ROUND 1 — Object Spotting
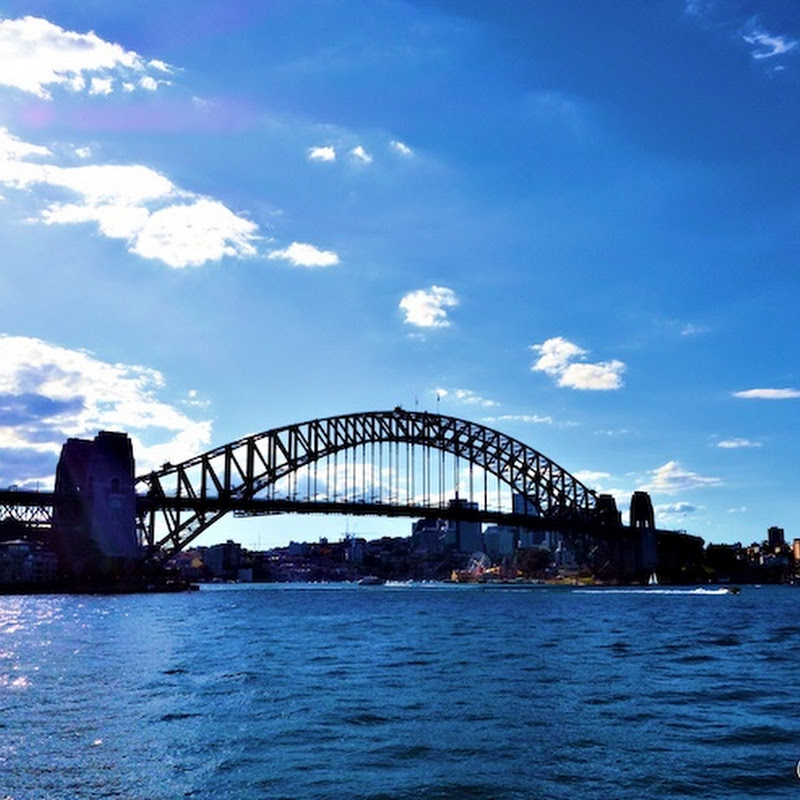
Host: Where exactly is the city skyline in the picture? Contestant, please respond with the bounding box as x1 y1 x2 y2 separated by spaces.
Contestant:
0 1 798 548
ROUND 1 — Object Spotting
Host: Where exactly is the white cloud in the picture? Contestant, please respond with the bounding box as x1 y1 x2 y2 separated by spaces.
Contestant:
308 146 336 162
742 27 798 59
138 75 162 91
268 241 340 268
485 414 555 425
0 127 259 268
558 360 626 391
89 77 114 96
434 388 498 408
531 337 586 375
0 128 51 161
574 470 612 485
0 15 172 99
733 388 800 399
148 59 171 73
530 336 625 390
655 501 700 517
643 461 720 494
680 323 708 336
684 0 713 16
716 437 761 449
727 506 747 514
0 335 212 484
390 140 413 157
130 199 259 268
350 146 373 164
399 286 458 328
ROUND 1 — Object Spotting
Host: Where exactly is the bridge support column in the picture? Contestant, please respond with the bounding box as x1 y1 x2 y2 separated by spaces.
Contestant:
53 431 138 578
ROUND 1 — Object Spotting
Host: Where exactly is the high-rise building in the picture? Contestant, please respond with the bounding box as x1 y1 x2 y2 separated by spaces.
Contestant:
445 498 482 553
483 525 516 557
768 526 785 549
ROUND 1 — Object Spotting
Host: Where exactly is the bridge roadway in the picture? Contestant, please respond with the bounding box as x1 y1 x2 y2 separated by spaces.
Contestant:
0 490 599 537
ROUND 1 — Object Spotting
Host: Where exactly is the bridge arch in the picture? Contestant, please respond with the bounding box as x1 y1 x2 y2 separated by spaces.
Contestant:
135 408 599 558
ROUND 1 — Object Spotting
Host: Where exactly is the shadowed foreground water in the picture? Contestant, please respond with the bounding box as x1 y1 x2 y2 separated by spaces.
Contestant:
1 583 798 799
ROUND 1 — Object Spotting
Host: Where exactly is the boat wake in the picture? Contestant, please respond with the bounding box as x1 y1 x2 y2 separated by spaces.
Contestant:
577 587 735 596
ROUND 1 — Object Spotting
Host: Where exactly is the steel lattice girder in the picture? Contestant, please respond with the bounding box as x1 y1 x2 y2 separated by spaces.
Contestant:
135 409 599 557
0 490 55 528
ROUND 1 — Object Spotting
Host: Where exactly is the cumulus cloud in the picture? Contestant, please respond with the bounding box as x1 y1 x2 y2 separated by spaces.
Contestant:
716 437 761 449
0 127 258 268
129 199 259 268
530 336 625 390
0 335 212 485
350 146 373 164
0 15 172 99
308 146 336 162
643 461 720 494
742 26 798 59
434 388 498 408
399 286 458 328
733 388 800 399
268 241 340 268
390 140 413 157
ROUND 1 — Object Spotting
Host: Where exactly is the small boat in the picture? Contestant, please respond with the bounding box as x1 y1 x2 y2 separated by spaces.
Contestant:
648 572 658 586
357 575 385 586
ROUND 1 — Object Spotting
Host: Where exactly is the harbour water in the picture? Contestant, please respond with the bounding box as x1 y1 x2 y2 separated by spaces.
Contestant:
1 583 798 799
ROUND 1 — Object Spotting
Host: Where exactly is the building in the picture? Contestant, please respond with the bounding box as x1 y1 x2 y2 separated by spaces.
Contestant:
768 526 785 549
205 540 243 580
411 517 445 553
483 525 516 558
0 540 59 585
444 498 482 553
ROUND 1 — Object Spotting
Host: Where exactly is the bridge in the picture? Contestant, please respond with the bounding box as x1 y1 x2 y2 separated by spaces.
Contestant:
0 409 699 580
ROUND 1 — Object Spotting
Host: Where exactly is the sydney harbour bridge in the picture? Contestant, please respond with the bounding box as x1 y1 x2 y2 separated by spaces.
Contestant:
0 408 701 581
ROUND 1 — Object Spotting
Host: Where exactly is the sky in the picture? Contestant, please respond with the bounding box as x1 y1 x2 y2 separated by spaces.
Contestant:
0 0 798 549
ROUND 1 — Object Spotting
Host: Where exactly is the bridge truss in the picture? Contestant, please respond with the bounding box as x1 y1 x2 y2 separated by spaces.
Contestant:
0 489 55 532
135 408 606 560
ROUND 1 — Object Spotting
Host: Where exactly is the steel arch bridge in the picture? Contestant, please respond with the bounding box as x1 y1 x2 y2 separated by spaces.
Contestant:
136 408 608 560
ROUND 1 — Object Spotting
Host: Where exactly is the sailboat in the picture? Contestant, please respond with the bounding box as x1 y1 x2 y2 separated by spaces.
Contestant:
648 571 658 586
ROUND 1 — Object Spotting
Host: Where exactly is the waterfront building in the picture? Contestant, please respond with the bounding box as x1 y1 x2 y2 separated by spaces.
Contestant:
483 525 516 558
0 540 59 584
411 517 446 553
205 540 243 580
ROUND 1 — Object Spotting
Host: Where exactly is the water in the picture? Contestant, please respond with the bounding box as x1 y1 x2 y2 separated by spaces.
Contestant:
1 583 798 799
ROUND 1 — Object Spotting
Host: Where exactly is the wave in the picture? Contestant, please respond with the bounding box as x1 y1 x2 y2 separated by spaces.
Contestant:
577 587 734 596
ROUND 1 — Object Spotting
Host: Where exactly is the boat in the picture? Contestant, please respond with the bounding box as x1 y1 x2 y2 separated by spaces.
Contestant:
357 575 385 586
648 572 658 586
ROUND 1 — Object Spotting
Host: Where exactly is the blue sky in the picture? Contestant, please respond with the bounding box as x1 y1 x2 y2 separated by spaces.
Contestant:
0 0 798 549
